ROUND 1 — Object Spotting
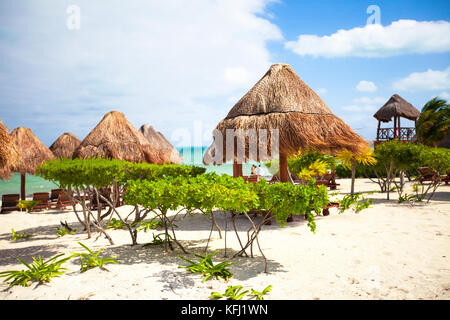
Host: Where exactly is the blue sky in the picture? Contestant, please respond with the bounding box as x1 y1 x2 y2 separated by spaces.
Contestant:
0 0 449 147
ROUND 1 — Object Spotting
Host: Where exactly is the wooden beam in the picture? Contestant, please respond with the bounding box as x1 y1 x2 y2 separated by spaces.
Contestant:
279 152 288 183
376 120 381 140
20 173 26 200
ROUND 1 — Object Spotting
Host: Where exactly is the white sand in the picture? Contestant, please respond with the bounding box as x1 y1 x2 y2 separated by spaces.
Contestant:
0 178 449 300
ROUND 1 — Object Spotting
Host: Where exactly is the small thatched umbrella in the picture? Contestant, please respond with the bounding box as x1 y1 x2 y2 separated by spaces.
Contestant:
9 127 55 200
49 132 81 158
139 124 183 164
0 121 20 179
73 111 169 164
374 94 420 141
203 63 368 182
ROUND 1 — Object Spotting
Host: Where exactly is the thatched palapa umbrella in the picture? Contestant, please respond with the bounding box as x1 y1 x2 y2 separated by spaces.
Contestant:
49 132 81 158
9 127 55 200
73 111 169 164
0 121 20 180
139 124 183 164
203 63 368 182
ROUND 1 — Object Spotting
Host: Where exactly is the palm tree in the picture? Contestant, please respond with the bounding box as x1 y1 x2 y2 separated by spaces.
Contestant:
416 97 450 147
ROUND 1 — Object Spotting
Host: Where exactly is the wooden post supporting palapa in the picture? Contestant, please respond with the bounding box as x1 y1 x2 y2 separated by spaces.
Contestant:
393 116 397 139
279 152 288 183
20 173 26 200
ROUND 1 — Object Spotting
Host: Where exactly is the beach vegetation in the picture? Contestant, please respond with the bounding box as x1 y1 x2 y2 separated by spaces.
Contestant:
416 97 450 147
36 158 206 246
249 285 273 300
336 147 377 198
17 200 41 213
10 228 34 241
210 285 248 300
210 284 272 300
71 242 118 272
178 250 234 283
56 225 76 237
0 254 71 287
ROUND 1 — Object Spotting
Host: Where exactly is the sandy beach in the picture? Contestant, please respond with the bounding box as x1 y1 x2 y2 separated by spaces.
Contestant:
0 178 449 300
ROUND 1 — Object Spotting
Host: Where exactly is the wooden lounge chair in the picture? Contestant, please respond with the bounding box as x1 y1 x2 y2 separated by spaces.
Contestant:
417 167 440 184
440 170 450 185
90 187 112 210
268 175 280 184
50 189 64 202
1 194 20 213
32 192 50 211
246 175 260 184
315 173 340 190
56 191 74 210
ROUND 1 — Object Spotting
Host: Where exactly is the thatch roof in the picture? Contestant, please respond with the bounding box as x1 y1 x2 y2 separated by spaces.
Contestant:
203 63 368 164
373 94 420 122
0 121 20 179
72 111 169 164
49 132 81 158
8 127 55 175
139 124 183 164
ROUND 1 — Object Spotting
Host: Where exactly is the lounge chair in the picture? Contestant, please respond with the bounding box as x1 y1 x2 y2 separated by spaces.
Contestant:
417 167 440 184
246 175 260 184
32 192 50 211
315 173 340 190
55 191 74 210
268 175 280 184
1 194 20 213
50 189 64 202
90 187 112 210
440 170 450 185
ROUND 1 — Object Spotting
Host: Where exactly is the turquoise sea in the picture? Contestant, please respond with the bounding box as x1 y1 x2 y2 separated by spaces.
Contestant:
0 147 269 198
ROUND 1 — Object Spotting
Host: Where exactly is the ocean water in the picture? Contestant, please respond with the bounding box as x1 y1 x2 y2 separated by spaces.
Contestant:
0 147 270 198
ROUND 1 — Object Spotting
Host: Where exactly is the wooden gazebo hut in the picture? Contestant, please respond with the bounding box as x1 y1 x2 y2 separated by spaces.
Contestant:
49 132 81 158
373 94 420 147
203 63 368 183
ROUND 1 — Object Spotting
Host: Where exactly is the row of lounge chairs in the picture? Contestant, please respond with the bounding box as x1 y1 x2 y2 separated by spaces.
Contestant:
0 189 74 214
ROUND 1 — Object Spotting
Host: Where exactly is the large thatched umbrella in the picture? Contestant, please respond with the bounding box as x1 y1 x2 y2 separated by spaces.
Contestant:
49 132 81 158
9 127 55 200
0 121 20 180
73 111 169 164
374 94 420 142
203 63 368 182
139 124 183 164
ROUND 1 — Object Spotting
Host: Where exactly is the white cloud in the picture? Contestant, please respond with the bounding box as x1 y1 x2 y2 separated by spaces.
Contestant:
342 105 377 112
353 96 385 105
285 19 450 58
393 67 450 92
356 81 377 92
433 91 450 100
0 0 283 146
